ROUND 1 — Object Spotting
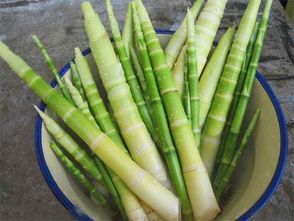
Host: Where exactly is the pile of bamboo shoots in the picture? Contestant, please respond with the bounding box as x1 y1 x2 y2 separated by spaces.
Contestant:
0 0 273 220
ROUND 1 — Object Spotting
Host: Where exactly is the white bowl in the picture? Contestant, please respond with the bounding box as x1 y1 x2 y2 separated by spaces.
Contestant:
35 31 288 221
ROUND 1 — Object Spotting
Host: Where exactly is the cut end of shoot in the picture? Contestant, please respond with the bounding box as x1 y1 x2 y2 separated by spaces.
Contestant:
105 0 122 39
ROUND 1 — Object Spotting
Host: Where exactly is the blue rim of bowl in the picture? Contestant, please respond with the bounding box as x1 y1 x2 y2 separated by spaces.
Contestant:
34 29 288 221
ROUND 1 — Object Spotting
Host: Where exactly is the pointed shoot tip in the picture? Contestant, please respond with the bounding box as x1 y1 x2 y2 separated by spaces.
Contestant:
33 104 43 116
81 1 94 15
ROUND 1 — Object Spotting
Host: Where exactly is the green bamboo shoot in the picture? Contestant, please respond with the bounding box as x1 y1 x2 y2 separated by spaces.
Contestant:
219 22 259 154
49 141 106 205
63 75 97 126
200 0 262 177
135 1 220 220
215 109 261 199
34 106 104 184
186 9 200 146
129 44 148 100
70 61 85 100
214 22 259 175
198 27 235 129
132 4 193 220
31 35 73 104
173 46 186 97
183 51 191 121
122 3 134 56
228 22 260 125
214 0 272 186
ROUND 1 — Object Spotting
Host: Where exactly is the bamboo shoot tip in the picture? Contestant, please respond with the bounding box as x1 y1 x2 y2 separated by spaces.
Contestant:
134 0 142 6
31 34 38 40
33 104 42 115
63 75 71 83
131 1 135 8
74 47 82 56
81 1 93 14
0 41 8 52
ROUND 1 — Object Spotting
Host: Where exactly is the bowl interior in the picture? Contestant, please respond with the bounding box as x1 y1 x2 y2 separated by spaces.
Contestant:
37 33 284 221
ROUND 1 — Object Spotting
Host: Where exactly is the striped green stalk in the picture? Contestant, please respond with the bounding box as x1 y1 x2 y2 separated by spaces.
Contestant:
198 27 235 129
186 9 200 146
106 102 121 133
63 75 97 126
70 61 85 100
132 4 193 220
66 66 147 221
129 44 148 99
173 0 228 83
105 0 156 141
199 0 262 177
31 35 73 104
172 45 186 97
219 22 260 149
49 141 106 205
34 106 104 184
215 109 261 199
129 41 161 152
35 103 127 220
164 0 204 69
230 22 260 118
74 48 126 150
0 40 179 221
38 101 125 219
82 2 170 189
122 3 134 56
214 23 259 176
183 52 191 121
135 1 220 220
214 0 272 187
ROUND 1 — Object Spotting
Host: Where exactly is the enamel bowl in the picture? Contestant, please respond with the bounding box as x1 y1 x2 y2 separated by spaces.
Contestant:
35 31 288 221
